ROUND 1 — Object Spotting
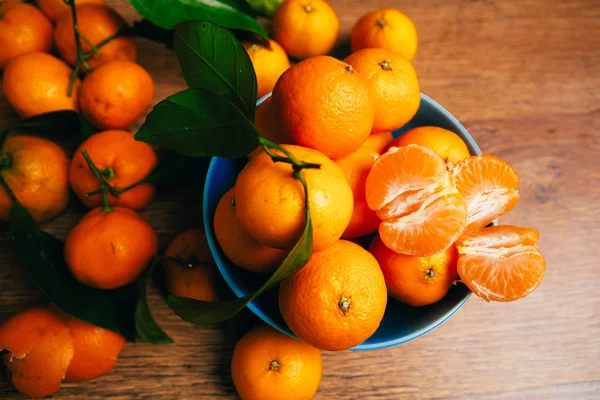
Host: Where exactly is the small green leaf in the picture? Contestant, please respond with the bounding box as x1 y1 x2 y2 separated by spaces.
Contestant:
246 0 283 17
135 88 258 158
126 0 267 39
146 151 209 186
168 211 313 325
135 259 173 344
174 21 257 119
10 204 131 336
0 111 80 141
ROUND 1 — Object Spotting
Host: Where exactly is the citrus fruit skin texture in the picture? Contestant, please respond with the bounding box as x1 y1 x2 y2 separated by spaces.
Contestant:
272 56 375 159
351 7 418 60
451 154 520 233
62 315 125 382
2 52 80 118
0 135 70 223
344 48 420 133
456 225 546 302
54 4 136 70
231 325 322 400
70 130 157 210
279 240 387 351
273 0 340 60
37 0 105 22
370 235 458 306
0 2 54 70
235 144 353 251
214 189 287 273
390 126 470 164
0 307 74 398
65 207 158 290
335 146 381 239
248 97 292 159
366 144 467 256
80 60 155 129
362 131 394 154
243 40 291 99
164 229 220 302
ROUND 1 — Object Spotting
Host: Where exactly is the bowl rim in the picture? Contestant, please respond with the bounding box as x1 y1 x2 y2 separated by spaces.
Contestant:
203 92 482 350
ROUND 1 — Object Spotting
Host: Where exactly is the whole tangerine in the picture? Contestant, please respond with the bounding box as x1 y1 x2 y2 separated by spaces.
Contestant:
231 324 322 400
0 135 70 223
2 52 80 118
362 131 394 154
164 229 220 302
69 130 157 210
273 0 340 60
0 1 53 70
351 8 418 60
390 126 470 164
272 56 375 159
345 48 420 133
248 97 292 159
243 40 291 99
235 144 353 251
54 4 136 71
79 60 155 129
279 240 387 351
64 207 158 290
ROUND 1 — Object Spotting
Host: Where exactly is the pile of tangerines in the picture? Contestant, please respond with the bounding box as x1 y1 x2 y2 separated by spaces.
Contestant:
0 0 546 399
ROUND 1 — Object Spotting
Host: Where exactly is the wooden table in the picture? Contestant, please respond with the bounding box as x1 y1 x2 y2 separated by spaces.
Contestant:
1 0 599 398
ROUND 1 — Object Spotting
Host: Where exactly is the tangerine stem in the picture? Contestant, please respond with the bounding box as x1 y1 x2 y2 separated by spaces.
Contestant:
81 150 116 212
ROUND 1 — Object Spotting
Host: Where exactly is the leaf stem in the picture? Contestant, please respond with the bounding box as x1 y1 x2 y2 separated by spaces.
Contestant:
0 173 17 203
81 150 114 212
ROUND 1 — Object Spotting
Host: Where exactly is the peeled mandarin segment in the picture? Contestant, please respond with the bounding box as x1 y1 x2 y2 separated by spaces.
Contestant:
456 226 546 302
451 154 520 232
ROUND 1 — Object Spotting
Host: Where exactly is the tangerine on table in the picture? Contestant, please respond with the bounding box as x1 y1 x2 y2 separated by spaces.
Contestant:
0 307 74 398
450 154 520 233
235 144 353 251
362 131 394 154
80 60 155 130
370 235 459 306
248 97 292 159
335 146 381 239
0 135 70 223
243 40 291 99
164 229 220 302
390 126 470 163
456 225 546 302
344 47 420 133
37 0 105 22
65 207 158 289
273 0 340 60
54 4 136 71
0 1 53 70
272 56 375 159
366 144 467 256
351 7 418 60
2 52 80 118
279 240 387 351
231 324 322 400
214 189 287 273
70 129 158 210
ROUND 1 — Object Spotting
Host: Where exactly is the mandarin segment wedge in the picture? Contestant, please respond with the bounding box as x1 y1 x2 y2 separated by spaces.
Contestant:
456 225 546 302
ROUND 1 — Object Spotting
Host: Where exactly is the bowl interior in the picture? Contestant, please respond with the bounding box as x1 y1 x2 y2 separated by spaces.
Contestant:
203 94 481 350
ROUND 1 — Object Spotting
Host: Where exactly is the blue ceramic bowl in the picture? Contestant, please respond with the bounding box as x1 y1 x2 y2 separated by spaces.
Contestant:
203 93 482 350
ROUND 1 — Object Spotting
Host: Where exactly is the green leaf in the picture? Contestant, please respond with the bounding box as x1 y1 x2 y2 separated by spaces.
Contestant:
135 88 258 158
126 0 267 39
174 21 257 119
10 204 131 336
246 0 283 17
0 111 80 142
122 19 174 49
168 211 313 325
135 259 173 344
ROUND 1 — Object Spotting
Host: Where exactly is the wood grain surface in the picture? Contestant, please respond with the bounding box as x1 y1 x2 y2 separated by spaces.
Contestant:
1 0 599 398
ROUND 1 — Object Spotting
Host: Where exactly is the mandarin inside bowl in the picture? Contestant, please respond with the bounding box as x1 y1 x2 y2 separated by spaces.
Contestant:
203 93 482 350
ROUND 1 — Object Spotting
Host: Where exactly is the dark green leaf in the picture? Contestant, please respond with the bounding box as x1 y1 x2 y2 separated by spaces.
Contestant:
126 0 267 39
246 0 283 17
174 21 257 119
10 204 131 336
1 111 80 141
135 88 258 158
146 151 209 186
122 19 174 49
168 212 313 325
79 115 97 139
135 259 173 344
